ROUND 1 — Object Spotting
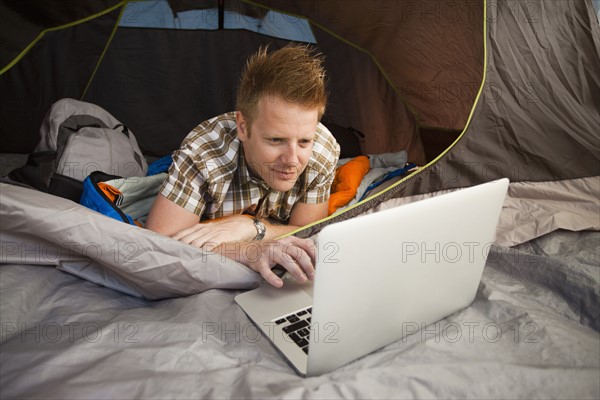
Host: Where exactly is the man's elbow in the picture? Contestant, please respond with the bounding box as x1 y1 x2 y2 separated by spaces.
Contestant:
143 194 198 235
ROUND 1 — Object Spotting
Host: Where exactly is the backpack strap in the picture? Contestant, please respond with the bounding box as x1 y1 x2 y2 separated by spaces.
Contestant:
7 151 57 192
6 151 86 202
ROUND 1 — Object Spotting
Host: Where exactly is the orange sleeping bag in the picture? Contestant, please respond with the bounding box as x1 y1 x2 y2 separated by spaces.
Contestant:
328 155 370 215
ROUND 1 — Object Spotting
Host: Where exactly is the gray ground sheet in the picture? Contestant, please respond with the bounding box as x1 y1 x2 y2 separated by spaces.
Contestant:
1 229 598 399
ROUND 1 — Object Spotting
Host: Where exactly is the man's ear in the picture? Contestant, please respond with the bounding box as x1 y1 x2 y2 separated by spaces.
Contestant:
236 111 248 141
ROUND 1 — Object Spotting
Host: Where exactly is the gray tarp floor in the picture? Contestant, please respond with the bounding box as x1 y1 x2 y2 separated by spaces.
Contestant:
1 229 599 399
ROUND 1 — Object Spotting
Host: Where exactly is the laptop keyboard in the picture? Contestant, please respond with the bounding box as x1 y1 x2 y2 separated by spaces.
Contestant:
274 307 312 354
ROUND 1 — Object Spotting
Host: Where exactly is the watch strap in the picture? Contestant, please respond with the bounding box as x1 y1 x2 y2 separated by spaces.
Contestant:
252 217 266 241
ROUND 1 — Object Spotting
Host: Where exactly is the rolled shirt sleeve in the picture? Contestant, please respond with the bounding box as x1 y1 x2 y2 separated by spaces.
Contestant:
159 143 209 216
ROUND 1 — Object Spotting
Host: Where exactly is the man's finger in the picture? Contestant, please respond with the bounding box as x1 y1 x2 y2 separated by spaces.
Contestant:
259 263 284 288
276 251 308 284
283 242 315 280
296 251 316 281
202 241 219 252
285 237 317 264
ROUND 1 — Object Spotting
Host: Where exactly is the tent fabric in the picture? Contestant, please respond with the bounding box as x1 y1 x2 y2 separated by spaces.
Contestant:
0 5 122 153
342 176 600 248
258 0 485 131
0 0 123 69
418 0 600 185
290 0 600 244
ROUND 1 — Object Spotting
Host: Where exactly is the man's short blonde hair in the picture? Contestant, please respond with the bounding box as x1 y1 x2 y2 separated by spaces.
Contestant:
236 44 327 126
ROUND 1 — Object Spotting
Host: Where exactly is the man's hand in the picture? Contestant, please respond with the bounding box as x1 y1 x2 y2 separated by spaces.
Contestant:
172 215 256 250
215 236 317 288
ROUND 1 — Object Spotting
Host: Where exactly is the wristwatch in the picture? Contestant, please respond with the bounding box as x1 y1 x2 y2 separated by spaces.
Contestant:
251 217 266 241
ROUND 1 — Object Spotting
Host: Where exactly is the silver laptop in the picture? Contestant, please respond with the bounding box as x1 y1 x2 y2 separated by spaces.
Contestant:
235 178 509 376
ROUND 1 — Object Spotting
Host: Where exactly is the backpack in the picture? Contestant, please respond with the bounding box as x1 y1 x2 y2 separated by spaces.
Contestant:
7 98 148 201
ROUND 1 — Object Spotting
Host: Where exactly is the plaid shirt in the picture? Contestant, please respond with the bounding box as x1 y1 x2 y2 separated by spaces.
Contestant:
160 112 340 223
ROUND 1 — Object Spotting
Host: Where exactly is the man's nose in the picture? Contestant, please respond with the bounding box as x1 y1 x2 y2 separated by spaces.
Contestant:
281 143 300 165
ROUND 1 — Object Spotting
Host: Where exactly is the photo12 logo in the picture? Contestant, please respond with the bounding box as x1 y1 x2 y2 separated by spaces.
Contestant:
0 240 140 265
400 241 494 264
1 321 140 344
402 320 541 344
200 321 340 345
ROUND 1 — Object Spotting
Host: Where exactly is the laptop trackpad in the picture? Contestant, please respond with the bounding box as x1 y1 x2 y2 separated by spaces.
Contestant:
282 273 314 297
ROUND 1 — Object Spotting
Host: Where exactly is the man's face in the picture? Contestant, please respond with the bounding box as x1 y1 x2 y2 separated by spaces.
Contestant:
236 95 318 192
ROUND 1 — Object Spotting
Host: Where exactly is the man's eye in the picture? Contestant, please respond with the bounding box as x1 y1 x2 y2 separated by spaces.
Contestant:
269 138 283 143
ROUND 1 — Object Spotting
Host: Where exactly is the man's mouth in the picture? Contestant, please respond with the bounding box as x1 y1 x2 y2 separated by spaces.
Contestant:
273 169 296 181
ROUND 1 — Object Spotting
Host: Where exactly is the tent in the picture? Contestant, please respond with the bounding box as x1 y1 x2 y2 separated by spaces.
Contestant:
1 1 599 398
1 0 598 244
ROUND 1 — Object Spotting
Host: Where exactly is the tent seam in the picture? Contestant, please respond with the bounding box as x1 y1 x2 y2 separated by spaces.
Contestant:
81 2 129 100
0 1 127 76
413 0 489 175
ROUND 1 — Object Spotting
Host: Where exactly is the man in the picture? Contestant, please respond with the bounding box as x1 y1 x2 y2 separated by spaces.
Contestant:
146 45 340 287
